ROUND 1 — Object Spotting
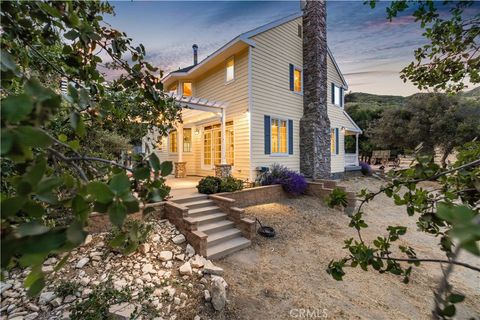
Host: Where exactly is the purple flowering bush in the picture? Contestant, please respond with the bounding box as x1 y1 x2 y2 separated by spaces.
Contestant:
257 164 307 196
359 161 373 176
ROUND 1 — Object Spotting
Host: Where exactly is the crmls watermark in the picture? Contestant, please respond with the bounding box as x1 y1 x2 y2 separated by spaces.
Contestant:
289 308 328 318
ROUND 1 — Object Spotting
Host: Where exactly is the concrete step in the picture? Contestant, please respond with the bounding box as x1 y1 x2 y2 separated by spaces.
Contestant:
198 220 235 234
207 228 242 247
188 206 221 217
191 212 228 225
206 236 251 260
183 199 216 210
172 194 208 204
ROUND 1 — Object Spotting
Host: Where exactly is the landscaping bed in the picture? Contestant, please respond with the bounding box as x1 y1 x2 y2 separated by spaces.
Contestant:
211 177 480 319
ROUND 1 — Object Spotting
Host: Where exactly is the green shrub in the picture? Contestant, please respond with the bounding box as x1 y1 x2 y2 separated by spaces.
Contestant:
219 176 244 192
325 187 348 208
55 280 80 298
70 280 131 320
107 219 152 255
196 176 222 194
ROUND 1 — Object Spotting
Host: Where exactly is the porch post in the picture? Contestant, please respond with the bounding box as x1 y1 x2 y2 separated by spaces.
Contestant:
174 123 187 178
215 107 232 178
178 123 183 162
220 108 227 164
355 133 359 166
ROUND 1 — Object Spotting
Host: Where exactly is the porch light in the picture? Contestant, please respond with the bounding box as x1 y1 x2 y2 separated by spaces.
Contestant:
194 128 199 135
341 126 346 134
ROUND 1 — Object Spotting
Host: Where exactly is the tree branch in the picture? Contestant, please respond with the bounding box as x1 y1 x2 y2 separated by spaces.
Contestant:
374 254 480 273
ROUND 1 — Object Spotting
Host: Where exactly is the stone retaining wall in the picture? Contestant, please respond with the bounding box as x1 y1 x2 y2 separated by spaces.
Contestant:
216 185 287 207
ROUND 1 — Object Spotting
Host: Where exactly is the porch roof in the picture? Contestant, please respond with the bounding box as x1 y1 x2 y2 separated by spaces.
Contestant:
170 93 227 114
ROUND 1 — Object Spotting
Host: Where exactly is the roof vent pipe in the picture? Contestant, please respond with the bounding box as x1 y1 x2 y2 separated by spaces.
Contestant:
192 44 198 65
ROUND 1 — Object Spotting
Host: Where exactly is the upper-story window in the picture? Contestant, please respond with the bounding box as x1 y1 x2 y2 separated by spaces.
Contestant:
332 83 343 107
226 57 235 82
183 82 192 96
289 64 302 93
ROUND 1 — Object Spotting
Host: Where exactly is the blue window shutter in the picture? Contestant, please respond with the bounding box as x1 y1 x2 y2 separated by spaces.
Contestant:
264 115 271 154
289 64 294 91
288 119 293 155
340 87 344 107
335 128 339 155
331 83 335 104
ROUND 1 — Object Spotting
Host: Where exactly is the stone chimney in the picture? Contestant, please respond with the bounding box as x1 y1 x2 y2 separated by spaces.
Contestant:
300 0 331 179
192 44 198 65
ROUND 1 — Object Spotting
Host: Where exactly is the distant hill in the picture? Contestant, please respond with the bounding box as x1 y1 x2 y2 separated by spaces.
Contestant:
345 92 405 106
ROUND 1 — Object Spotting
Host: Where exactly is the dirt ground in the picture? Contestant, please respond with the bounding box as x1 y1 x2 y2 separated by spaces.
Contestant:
211 177 480 320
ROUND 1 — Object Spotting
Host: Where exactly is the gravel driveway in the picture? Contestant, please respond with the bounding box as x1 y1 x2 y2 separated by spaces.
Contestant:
209 177 480 320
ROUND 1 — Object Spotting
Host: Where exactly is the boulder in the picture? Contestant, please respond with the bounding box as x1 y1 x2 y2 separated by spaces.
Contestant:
172 234 186 244
39 291 56 305
190 255 207 268
159 251 173 261
211 277 227 311
142 263 155 274
203 261 224 276
108 303 138 320
185 244 195 257
84 234 93 245
75 257 89 269
139 243 150 254
179 262 192 276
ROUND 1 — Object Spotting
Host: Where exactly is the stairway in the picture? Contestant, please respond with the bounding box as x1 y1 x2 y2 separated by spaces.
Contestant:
172 195 251 259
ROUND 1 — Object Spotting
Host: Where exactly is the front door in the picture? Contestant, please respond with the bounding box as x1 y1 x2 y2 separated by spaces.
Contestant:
202 122 234 169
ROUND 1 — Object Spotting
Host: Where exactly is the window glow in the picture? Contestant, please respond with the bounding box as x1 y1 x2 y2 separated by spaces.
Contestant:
183 82 192 96
331 129 336 154
226 57 235 82
169 130 177 153
294 68 302 92
183 128 192 152
271 118 288 154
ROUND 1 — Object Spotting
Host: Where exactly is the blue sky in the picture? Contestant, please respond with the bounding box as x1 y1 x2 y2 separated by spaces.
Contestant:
104 1 478 96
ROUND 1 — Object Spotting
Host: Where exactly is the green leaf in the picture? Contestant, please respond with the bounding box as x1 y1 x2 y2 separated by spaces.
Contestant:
441 304 456 317
16 127 52 148
58 134 68 142
24 157 47 188
23 201 45 218
133 167 150 180
64 30 79 40
18 222 49 236
66 221 87 246
0 49 20 74
124 200 139 214
27 277 45 297
148 153 160 171
1 94 34 123
36 177 62 195
448 293 465 303
1 130 14 155
108 202 127 227
109 232 126 247
109 173 130 196
160 161 173 177
87 182 114 204
54 255 69 272
1 196 26 217
72 195 90 224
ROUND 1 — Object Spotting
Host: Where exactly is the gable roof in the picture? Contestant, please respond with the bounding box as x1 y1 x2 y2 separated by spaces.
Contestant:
163 12 348 88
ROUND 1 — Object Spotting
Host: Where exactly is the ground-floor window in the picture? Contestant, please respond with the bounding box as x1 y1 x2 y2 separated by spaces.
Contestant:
203 121 234 167
331 128 339 155
169 130 177 153
183 128 192 152
271 118 288 154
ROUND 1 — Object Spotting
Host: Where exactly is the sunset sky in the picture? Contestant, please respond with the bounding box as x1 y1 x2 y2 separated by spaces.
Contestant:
104 1 479 96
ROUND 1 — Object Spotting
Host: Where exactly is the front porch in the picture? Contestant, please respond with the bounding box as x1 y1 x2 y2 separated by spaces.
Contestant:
166 176 202 199
344 128 360 170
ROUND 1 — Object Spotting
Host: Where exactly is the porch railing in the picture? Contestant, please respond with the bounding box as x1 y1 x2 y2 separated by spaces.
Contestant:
345 153 359 167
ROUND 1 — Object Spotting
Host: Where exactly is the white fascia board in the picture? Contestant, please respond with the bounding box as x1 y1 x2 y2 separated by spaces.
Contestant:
343 110 362 133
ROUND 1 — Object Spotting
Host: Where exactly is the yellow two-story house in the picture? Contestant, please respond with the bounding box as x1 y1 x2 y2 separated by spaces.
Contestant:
143 12 361 181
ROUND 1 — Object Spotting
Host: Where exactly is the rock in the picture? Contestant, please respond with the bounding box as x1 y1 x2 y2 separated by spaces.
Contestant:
80 277 90 286
114 279 128 290
0 281 12 294
50 297 63 307
179 262 192 276
108 302 138 320
194 316 201 320
139 243 150 254
211 277 227 311
141 274 152 282
26 303 39 312
159 251 173 261
190 255 207 268
76 257 89 269
180 292 188 299
7 304 16 313
165 286 176 298
39 291 56 305
165 261 173 269
142 263 155 274
203 261 224 276
25 312 39 320
204 290 211 302
63 295 76 304
172 234 186 244
44 257 57 266
151 234 160 242
174 297 181 305
82 288 93 298
185 244 195 257
41 265 54 273
84 234 93 245
211 275 228 290
175 254 185 261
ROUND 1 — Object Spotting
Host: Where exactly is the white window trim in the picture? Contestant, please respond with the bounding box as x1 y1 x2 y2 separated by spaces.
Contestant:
292 65 303 95
270 116 290 156
225 56 235 84
333 84 343 108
